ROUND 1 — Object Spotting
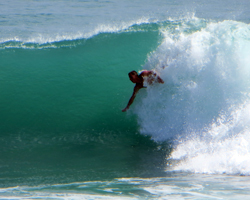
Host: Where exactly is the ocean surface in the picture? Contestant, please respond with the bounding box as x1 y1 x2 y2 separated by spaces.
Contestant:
1 0 250 199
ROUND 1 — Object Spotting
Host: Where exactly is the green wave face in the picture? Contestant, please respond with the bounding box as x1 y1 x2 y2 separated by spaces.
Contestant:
0 23 166 186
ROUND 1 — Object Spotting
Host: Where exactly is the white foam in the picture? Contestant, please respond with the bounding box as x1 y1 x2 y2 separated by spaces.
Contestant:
170 101 250 175
135 19 250 139
134 19 250 174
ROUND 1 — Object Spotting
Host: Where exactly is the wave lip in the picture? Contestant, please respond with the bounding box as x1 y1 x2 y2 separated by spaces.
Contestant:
0 17 160 49
0 14 200 48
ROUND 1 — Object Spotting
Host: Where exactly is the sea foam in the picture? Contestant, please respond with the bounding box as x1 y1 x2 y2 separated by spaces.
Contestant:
135 19 250 175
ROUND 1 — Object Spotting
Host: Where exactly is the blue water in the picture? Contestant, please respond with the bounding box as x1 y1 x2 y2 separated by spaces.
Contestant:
1 0 250 199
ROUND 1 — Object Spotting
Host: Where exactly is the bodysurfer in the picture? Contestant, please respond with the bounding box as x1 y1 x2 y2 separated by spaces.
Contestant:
122 70 164 112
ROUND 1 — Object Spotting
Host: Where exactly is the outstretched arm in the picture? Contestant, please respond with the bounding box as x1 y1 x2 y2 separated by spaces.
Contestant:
122 84 142 112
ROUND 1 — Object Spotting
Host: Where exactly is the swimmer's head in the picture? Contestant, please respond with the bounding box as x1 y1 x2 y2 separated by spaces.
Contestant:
128 70 140 83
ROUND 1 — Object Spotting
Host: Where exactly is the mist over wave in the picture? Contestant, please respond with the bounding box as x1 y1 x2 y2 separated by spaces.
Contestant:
134 18 250 174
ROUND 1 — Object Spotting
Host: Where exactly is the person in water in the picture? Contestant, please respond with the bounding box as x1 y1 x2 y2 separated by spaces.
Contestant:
122 70 164 112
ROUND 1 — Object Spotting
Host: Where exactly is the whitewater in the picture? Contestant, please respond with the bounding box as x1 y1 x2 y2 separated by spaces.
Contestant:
136 19 250 175
1 0 250 199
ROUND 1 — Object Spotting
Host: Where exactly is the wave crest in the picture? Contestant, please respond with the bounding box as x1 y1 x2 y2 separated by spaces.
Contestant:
0 17 160 49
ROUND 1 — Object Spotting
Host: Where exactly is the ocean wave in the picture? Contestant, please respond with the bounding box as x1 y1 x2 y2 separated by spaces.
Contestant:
132 19 250 175
0 17 160 49
0 14 201 49
136 19 250 140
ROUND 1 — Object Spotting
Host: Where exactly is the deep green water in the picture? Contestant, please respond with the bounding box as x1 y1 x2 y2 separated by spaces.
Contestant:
0 25 172 187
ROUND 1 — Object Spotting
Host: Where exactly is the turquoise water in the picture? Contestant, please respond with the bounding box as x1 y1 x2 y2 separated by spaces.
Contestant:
1 0 250 199
1 26 165 186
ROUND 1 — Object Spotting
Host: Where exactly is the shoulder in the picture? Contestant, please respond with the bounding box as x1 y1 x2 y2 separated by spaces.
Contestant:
134 83 144 91
139 70 154 77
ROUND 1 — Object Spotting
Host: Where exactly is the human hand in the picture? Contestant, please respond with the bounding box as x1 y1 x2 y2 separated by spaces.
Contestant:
122 107 128 112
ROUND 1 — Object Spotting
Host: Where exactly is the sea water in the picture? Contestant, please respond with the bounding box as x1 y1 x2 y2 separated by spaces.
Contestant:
1 0 250 199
